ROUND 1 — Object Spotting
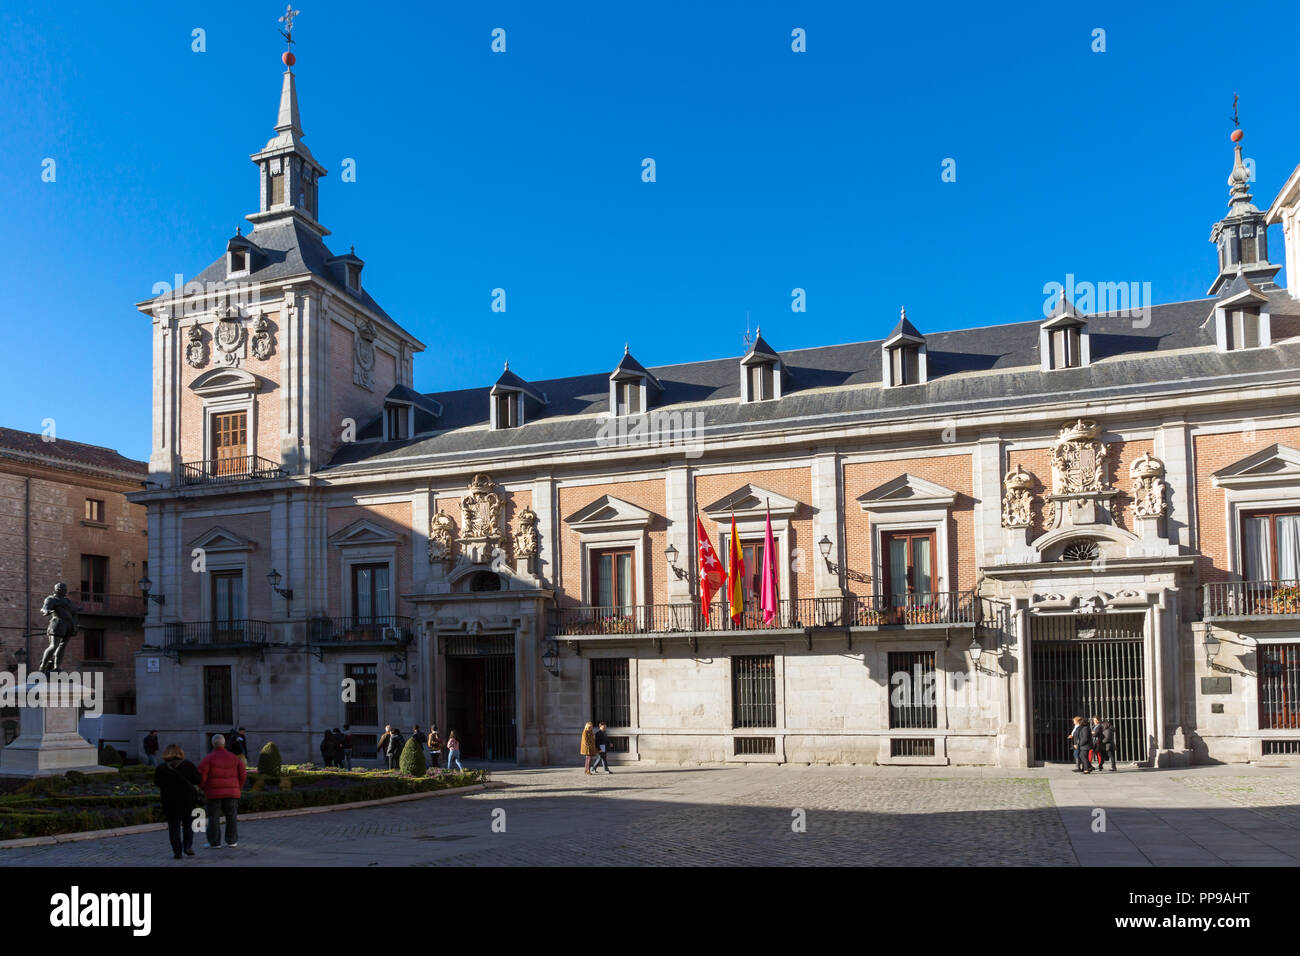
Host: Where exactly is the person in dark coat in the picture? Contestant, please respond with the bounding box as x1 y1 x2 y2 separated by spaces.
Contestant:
1100 719 1118 772
1069 716 1092 773
385 726 405 770
142 730 160 767
320 729 338 767
1089 716 1105 772
592 721 613 774
228 727 250 766
154 743 202 859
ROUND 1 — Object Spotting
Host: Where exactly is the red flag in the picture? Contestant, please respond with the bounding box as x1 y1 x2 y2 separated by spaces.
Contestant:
696 515 725 624
761 501 777 624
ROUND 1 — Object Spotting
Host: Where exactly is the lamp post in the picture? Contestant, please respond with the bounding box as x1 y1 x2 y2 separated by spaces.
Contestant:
138 575 165 606
1205 631 1220 669
388 652 407 679
542 639 560 676
267 568 294 601
664 543 688 581
968 636 984 673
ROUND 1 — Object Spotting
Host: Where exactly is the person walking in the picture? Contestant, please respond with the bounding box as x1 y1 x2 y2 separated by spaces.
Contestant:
142 730 160 768
1069 716 1092 773
445 730 464 772
385 725 405 770
1101 719 1118 772
1089 716 1105 772
411 725 424 766
229 727 250 767
341 725 354 771
580 721 597 774
427 726 442 770
592 721 613 774
320 729 337 767
378 724 393 766
154 743 202 859
197 733 247 848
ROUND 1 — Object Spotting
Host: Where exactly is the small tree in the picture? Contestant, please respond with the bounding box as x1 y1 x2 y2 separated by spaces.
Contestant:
257 741 282 777
398 736 426 777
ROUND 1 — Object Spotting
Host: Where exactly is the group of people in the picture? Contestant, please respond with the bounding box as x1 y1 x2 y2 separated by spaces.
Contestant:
152 733 247 858
318 726 355 769
143 726 248 768
1069 715 1117 773
580 721 614 774
375 724 464 772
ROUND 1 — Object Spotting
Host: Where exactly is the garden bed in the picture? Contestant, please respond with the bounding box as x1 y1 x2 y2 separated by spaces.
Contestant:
0 765 486 840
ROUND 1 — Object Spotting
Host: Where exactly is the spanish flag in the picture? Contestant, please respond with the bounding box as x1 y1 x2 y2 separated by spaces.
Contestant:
728 513 745 625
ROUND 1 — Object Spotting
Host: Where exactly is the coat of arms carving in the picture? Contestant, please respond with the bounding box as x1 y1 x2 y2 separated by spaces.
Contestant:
1050 419 1109 494
461 474 502 540
213 305 245 367
251 314 274 361
353 318 376 390
1129 451 1168 518
513 505 540 559
1001 465 1034 529
184 324 207 368
428 510 456 562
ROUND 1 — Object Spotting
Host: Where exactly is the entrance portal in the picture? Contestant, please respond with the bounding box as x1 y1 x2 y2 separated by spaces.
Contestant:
444 634 517 761
1030 613 1147 763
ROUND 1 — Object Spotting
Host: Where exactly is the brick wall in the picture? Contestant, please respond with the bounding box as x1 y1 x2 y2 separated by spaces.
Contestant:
557 478 668 607
324 501 413 617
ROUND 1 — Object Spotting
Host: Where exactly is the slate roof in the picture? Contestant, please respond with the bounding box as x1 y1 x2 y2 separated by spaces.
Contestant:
145 218 396 324
324 290 1300 474
0 427 147 481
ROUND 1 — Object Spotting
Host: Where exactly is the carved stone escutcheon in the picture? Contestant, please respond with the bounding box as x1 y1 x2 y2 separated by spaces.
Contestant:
514 505 540 560
251 313 273 361
184 324 207 368
353 318 376 390
1001 464 1034 529
1129 451 1168 518
428 510 456 563
457 474 504 564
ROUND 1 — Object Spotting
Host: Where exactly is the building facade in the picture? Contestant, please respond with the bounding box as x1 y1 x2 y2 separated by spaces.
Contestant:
132 51 1300 768
0 428 149 743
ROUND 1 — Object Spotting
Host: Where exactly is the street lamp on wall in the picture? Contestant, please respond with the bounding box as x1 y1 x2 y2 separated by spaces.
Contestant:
387 652 408 679
1204 631 1221 669
664 543 688 581
967 636 985 673
267 568 294 601
542 639 560 676
138 576 165 606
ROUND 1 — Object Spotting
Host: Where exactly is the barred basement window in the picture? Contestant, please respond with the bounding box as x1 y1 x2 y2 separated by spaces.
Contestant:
351 733 378 756
344 663 378 727
890 737 936 757
203 665 233 726
1258 643 1300 731
734 736 776 755
1261 740 1300 756
591 658 631 727
732 655 776 728
605 735 630 753
888 650 937 729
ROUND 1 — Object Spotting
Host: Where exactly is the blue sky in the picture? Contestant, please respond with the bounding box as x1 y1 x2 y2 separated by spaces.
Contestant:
1 0 1296 461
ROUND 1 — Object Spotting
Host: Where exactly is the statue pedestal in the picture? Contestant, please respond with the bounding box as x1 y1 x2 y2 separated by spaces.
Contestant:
0 682 110 777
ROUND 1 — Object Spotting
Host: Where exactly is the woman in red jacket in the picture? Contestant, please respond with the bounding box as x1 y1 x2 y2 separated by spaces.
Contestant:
197 733 247 849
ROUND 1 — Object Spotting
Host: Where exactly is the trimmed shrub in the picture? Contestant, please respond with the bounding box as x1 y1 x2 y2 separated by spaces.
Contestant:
99 745 123 767
257 741 282 777
398 737 427 777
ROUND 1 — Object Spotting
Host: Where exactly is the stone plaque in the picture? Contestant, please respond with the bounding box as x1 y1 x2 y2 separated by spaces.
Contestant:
1200 676 1232 695
391 687 411 703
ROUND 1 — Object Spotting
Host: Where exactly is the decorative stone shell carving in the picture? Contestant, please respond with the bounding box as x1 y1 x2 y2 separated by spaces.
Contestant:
1050 419 1109 494
213 304 245 367
250 313 273 361
353 318 376 390
513 505 540 559
184 324 207 368
1001 465 1034 529
1129 451 1168 518
428 510 456 562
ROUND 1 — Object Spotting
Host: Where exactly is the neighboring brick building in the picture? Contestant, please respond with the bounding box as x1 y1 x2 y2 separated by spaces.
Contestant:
131 41 1300 768
0 427 149 742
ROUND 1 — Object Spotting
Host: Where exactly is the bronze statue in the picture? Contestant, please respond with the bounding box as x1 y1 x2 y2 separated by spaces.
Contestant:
38 582 78 673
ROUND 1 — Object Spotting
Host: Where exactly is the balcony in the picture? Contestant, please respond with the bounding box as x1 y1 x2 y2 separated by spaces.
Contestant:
177 455 285 488
547 591 979 638
162 619 273 650
77 592 147 618
308 615 415 645
1203 580 1300 621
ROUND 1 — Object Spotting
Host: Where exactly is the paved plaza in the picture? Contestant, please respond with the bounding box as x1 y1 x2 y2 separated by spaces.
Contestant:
3 763 1299 866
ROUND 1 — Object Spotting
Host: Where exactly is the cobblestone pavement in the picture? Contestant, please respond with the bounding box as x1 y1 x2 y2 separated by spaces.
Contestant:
2 764 1298 866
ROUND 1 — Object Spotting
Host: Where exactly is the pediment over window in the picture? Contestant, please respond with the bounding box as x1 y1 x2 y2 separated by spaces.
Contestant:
1211 443 1300 489
190 367 260 397
188 525 257 553
327 518 402 547
565 495 654 531
857 474 957 513
701 484 800 520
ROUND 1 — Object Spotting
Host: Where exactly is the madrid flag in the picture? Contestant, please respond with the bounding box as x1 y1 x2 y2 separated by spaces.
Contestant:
696 515 726 624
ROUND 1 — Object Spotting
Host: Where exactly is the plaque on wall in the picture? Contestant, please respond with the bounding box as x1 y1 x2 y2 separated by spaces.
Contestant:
391 687 411 702
1200 676 1231 695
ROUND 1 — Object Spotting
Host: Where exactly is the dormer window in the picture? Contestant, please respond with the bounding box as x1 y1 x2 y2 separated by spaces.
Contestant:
1213 272 1271 353
739 330 785 403
494 392 519 429
881 309 927 387
616 380 642 415
347 263 361 290
384 403 410 441
1226 309 1262 350
608 347 662 417
269 161 285 206
229 250 246 273
1040 296 1089 371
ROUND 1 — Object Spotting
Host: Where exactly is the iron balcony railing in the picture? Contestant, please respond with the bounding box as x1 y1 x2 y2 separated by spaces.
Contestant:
308 615 415 644
1203 580 1300 620
547 591 978 637
77 592 147 618
177 455 285 487
162 619 273 648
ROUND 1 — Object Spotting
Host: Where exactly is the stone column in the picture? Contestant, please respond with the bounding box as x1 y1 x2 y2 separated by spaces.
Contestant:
810 451 841 596
973 437 1004 567
1157 421 1191 550
531 477 556 589
665 466 691 600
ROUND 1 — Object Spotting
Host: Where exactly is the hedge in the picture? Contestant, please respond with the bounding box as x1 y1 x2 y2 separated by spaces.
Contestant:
398 737 427 777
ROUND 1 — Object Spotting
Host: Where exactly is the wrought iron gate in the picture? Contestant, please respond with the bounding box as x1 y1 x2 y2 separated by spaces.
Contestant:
1031 613 1147 763
444 634 517 762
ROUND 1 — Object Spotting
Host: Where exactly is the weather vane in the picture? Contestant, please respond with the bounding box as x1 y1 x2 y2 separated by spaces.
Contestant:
1231 92 1239 129
279 5 300 48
